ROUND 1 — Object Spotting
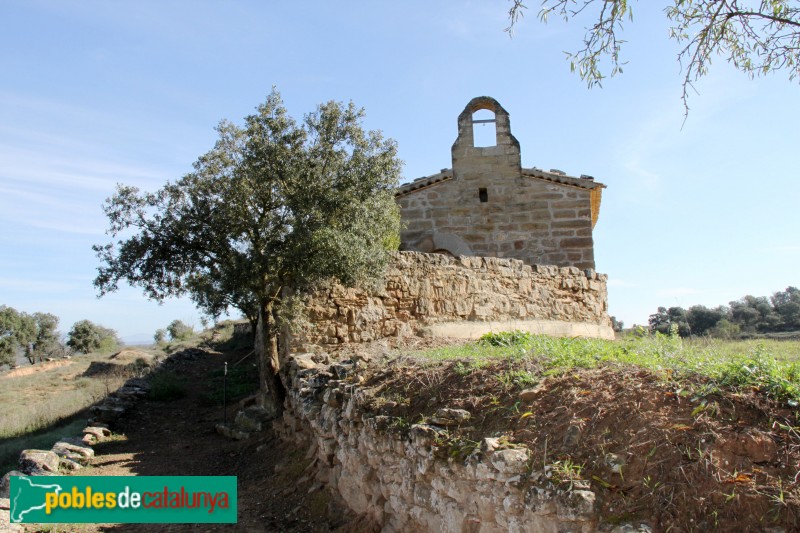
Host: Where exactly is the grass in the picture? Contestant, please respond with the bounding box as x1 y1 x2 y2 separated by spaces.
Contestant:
0 415 89 474
147 371 188 401
0 352 129 439
201 361 259 406
414 331 800 402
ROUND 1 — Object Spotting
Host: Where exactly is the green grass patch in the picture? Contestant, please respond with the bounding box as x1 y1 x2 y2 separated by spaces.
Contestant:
415 333 800 402
147 372 187 401
201 362 259 406
479 330 534 347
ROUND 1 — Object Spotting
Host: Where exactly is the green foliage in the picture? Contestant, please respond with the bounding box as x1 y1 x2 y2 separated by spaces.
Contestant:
686 305 725 336
417 332 800 402
26 312 61 364
479 330 533 347
710 319 740 340
93 89 402 327
649 306 690 337
0 305 62 366
549 458 585 487
166 320 194 341
648 286 800 338
148 372 187 401
93 90 402 409
153 328 166 344
66 320 120 354
507 1 800 112
0 305 27 366
772 286 800 331
209 320 255 352
201 362 259 405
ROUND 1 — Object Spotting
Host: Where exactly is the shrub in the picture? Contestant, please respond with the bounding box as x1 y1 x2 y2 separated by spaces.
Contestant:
166 320 194 341
479 330 533 347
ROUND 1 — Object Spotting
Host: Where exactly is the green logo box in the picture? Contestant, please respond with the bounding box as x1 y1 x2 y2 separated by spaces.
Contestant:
9 476 237 523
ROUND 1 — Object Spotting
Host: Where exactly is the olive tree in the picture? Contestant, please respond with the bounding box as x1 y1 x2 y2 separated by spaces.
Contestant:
0 306 32 367
507 0 800 111
0 306 62 366
93 90 402 413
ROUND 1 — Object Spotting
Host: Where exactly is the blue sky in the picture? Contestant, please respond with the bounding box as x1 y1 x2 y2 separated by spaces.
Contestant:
1 1 797 343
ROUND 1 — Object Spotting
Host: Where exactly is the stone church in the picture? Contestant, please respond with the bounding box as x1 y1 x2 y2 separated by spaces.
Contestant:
396 97 605 271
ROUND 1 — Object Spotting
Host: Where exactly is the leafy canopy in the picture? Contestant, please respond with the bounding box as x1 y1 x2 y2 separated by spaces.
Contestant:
166 320 193 341
93 89 402 328
0 306 61 366
507 0 800 112
66 319 119 354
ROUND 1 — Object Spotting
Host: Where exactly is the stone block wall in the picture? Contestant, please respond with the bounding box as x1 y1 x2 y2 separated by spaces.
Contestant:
291 251 613 353
395 96 604 271
397 174 596 270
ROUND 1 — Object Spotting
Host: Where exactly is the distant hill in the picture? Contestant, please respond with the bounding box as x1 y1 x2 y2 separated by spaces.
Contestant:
120 333 153 346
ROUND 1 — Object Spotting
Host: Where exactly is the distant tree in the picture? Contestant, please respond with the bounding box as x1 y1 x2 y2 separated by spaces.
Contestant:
610 315 624 332
507 0 800 111
66 320 120 354
710 318 741 339
93 90 402 413
771 286 800 331
153 328 167 344
25 312 60 364
166 320 194 341
0 306 63 366
686 305 725 336
729 295 780 332
649 306 690 337
0 306 28 367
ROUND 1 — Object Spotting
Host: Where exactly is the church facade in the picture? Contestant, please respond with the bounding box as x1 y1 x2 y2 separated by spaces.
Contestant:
396 96 605 271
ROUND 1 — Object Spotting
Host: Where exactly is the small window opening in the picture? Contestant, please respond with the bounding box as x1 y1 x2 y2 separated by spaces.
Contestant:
478 188 488 203
472 109 496 147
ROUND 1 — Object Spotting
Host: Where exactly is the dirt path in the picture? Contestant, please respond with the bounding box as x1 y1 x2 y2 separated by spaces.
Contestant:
3 360 72 379
38 348 355 533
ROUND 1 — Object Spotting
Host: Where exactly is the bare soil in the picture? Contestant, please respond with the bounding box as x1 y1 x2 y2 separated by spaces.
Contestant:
3 360 72 379
21 339 800 532
361 356 800 532
23 347 361 533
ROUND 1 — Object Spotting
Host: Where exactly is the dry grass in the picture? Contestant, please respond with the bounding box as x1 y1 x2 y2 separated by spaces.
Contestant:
0 350 154 439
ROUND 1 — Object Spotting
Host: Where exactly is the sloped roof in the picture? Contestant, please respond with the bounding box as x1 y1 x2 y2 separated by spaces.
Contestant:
520 168 605 191
395 169 454 196
395 167 604 197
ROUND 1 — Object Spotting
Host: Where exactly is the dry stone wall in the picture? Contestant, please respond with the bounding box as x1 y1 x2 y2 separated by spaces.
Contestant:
275 357 606 533
292 251 613 352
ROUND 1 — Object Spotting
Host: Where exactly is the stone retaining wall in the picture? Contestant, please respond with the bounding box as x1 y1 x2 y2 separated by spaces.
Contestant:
275 357 602 532
292 251 613 352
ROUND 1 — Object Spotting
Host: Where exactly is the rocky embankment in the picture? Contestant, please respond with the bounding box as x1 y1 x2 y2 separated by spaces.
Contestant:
274 353 649 533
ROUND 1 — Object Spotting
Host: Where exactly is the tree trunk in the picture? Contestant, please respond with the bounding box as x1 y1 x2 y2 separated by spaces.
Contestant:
256 299 286 417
